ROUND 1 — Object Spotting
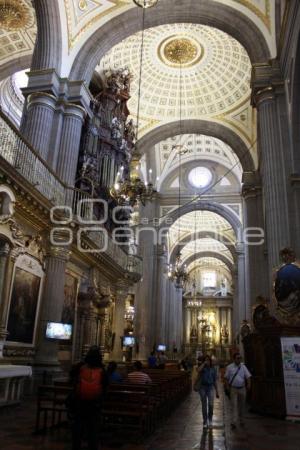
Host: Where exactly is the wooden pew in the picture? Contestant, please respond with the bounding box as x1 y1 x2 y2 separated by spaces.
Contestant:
35 385 72 434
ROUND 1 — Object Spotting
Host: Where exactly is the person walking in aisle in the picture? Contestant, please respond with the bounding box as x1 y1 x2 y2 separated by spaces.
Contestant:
197 355 219 429
224 352 251 429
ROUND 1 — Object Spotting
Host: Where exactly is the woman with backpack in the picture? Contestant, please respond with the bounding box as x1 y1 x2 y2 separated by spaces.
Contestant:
70 346 107 450
196 355 219 429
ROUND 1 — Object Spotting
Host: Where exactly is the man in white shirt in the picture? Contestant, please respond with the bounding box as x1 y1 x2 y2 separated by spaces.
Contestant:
225 352 251 429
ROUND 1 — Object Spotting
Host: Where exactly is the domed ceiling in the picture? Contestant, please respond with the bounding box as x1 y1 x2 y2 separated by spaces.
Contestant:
98 23 253 140
168 210 235 250
0 0 36 67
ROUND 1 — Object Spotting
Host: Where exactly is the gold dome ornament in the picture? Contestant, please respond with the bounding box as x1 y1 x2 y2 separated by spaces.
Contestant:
133 0 158 8
0 0 31 31
164 38 198 65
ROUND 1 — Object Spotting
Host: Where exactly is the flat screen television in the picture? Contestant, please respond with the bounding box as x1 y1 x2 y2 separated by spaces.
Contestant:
157 344 166 351
123 336 135 347
46 322 72 340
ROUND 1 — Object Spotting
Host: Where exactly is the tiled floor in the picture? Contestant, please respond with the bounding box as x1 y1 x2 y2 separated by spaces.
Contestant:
0 390 300 450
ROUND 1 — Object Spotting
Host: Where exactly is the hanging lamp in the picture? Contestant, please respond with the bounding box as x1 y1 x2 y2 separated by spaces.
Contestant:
167 54 189 289
110 1 157 206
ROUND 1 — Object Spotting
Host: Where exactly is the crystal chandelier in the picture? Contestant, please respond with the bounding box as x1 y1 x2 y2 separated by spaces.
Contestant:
110 155 155 207
168 251 189 289
111 1 156 207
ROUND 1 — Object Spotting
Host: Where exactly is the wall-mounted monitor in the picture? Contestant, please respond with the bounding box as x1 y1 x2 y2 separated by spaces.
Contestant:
46 322 72 340
123 336 135 347
157 344 166 352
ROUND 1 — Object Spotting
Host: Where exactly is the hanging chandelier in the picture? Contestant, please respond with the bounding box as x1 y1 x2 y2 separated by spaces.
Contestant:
167 52 190 289
110 156 155 206
168 251 189 289
110 1 156 207
133 0 158 7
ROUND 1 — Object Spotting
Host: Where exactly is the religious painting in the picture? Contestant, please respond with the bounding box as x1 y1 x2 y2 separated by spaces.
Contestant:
62 273 78 324
7 267 41 344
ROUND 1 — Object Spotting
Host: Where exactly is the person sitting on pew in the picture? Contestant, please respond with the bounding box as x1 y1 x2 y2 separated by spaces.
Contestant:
148 351 157 368
127 361 152 384
107 361 123 383
157 351 167 369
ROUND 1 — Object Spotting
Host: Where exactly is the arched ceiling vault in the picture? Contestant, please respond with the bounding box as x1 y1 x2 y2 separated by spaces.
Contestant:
169 231 236 264
182 251 234 273
154 133 242 190
160 200 242 236
0 1 275 82
69 0 273 82
187 256 232 274
137 120 256 172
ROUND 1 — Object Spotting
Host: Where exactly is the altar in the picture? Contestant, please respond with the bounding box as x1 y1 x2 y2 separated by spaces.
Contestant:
0 365 32 407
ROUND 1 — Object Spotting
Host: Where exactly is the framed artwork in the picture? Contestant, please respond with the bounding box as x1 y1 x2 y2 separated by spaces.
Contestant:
62 273 78 325
7 266 41 344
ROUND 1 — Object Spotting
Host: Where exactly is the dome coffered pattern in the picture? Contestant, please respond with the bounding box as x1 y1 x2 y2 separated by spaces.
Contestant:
98 23 251 136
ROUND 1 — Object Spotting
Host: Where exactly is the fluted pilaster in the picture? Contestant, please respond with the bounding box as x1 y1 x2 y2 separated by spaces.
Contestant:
242 172 269 304
235 244 248 332
0 242 11 346
111 291 128 361
21 93 56 160
154 245 168 345
35 243 70 366
134 200 157 359
252 62 292 271
56 104 86 185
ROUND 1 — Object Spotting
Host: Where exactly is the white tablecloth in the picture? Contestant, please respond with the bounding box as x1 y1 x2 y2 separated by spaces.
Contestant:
0 365 32 378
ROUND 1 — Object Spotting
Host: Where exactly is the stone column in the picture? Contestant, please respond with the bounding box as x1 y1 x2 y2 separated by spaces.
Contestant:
236 244 248 328
111 291 127 361
242 172 269 305
252 61 293 272
21 92 57 160
56 104 86 186
0 242 11 356
35 244 70 367
175 287 183 351
154 245 168 346
134 199 157 359
167 282 177 351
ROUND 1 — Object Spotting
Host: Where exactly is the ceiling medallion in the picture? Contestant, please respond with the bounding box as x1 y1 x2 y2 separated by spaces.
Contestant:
133 0 158 7
158 35 203 68
0 0 31 31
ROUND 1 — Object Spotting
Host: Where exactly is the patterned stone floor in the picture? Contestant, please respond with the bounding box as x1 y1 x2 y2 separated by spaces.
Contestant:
0 390 300 450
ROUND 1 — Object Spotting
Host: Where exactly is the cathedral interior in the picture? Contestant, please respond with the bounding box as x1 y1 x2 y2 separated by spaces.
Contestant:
0 0 300 449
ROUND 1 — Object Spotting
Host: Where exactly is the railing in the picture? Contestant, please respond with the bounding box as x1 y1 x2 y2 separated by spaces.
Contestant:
0 110 66 205
0 111 143 277
0 111 94 220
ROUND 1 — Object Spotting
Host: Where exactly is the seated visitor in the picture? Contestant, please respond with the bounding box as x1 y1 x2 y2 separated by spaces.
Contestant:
148 351 157 368
107 361 123 383
157 351 167 369
127 361 152 384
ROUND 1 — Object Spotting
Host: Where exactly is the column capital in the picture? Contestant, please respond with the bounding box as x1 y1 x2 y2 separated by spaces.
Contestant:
251 60 284 107
46 246 71 261
241 171 262 199
22 69 93 115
